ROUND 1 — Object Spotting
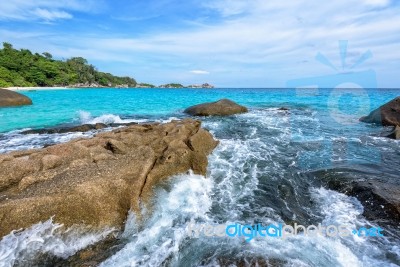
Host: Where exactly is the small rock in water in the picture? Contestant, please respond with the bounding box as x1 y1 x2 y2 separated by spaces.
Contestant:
0 89 32 107
184 98 248 116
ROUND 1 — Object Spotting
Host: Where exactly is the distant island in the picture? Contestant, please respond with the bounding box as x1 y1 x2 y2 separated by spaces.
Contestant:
0 42 214 89
137 83 214 89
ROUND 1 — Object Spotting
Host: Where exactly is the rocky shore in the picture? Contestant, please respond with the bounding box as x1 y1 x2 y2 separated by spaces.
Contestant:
0 119 218 238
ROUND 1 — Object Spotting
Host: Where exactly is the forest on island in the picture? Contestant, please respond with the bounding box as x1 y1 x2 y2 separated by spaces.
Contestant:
0 42 136 88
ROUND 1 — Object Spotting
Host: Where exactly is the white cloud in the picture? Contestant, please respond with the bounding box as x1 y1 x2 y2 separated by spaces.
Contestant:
190 70 210 75
1 0 399 87
31 8 72 21
0 0 102 21
363 0 391 7
203 0 250 17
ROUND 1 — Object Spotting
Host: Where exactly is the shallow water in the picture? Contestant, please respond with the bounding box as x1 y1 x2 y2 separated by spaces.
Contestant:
0 88 400 266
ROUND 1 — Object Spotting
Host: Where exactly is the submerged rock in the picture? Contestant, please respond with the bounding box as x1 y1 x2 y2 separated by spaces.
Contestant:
21 122 141 135
184 98 248 116
0 88 32 107
22 123 108 134
278 107 289 111
360 96 400 126
0 119 219 238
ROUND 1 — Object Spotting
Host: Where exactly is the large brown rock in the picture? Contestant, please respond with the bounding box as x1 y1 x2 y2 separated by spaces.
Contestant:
184 99 248 116
0 88 32 107
360 96 400 126
0 119 218 238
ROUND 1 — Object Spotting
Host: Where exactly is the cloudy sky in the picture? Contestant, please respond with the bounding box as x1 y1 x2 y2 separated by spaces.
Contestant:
0 0 399 87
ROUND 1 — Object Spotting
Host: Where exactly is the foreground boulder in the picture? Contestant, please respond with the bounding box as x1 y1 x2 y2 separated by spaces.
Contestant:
0 119 218 238
184 99 248 116
0 88 32 107
360 96 400 126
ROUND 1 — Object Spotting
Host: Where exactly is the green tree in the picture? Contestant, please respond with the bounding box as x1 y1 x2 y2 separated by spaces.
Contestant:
42 52 52 59
0 42 137 88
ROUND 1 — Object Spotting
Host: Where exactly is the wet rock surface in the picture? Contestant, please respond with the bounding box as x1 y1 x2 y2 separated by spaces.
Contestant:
21 122 141 135
327 179 400 224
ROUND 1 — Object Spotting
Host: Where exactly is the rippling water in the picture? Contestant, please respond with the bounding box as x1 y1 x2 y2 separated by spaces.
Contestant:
0 88 399 266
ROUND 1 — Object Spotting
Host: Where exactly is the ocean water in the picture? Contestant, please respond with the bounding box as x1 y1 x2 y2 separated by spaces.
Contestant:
0 88 400 267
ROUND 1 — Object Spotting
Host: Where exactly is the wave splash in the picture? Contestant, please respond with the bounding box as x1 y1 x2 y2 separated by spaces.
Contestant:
101 172 213 267
0 219 115 267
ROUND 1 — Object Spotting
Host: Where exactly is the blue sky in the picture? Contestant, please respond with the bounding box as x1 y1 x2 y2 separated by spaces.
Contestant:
0 0 399 87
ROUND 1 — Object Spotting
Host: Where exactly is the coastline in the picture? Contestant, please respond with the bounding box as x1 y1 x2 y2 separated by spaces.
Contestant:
6 86 73 91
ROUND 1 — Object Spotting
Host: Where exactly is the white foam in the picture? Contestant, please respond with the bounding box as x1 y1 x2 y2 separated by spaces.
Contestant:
78 111 180 125
310 187 400 266
0 218 115 267
0 131 95 154
78 111 141 124
101 172 213 267
207 138 263 220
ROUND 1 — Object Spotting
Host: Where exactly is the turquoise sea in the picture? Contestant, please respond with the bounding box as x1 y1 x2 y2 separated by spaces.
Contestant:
1 88 399 133
1 88 400 266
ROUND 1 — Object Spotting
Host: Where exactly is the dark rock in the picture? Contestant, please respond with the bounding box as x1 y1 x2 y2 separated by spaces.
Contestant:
22 122 142 135
109 122 138 128
0 89 32 107
278 107 289 111
348 181 400 223
64 123 108 133
327 180 400 224
360 96 400 126
184 99 248 116
22 123 109 134
387 126 400 140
